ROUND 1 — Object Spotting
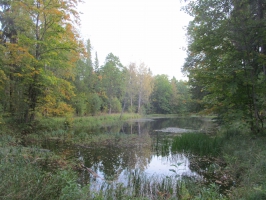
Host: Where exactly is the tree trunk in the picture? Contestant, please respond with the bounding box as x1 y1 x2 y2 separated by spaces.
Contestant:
138 92 142 113
120 96 127 120
24 83 38 123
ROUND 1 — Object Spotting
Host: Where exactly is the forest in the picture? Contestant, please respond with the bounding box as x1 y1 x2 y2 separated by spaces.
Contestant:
1 0 266 199
0 0 191 124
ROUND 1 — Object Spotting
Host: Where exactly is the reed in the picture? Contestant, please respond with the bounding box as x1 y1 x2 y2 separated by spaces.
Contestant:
90 170 180 199
38 113 141 131
88 169 226 200
171 132 224 156
25 129 139 147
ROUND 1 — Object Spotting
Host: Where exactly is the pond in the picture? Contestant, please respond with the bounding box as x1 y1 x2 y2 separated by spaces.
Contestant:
40 116 216 188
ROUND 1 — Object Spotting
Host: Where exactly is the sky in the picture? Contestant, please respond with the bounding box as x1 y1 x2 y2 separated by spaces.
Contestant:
77 0 192 80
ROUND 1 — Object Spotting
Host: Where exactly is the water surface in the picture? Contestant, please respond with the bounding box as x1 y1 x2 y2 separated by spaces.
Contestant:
42 116 215 186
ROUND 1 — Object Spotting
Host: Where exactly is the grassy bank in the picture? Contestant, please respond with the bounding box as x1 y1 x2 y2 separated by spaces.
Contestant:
220 129 266 199
170 127 266 199
20 113 141 146
37 113 141 131
0 134 89 200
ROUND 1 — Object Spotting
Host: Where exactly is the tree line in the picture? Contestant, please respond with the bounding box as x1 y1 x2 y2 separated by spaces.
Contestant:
0 0 191 123
183 0 266 133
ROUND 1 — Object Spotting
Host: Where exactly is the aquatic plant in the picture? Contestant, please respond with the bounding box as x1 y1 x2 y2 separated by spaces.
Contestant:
171 132 224 156
37 113 141 131
86 169 228 200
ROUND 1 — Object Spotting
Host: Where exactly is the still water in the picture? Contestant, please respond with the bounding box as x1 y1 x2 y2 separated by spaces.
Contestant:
42 116 215 186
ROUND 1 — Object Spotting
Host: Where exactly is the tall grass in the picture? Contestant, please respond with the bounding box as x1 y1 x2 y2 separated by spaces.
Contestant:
88 169 226 200
0 135 89 200
90 169 180 199
25 129 139 147
221 133 266 200
37 113 141 131
24 113 141 145
0 159 85 200
172 132 224 156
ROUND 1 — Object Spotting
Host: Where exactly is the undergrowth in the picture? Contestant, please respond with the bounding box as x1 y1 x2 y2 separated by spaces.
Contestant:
220 128 266 200
0 134 89 200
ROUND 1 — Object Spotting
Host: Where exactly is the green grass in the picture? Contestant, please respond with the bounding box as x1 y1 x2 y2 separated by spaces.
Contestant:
0 134 89 200
221 132 266 200
37 113 141 131
171 132 224 156
25 129 141 147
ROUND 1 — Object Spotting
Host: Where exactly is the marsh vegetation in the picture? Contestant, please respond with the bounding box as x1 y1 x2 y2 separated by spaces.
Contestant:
0 115 221 199
1 115 266 199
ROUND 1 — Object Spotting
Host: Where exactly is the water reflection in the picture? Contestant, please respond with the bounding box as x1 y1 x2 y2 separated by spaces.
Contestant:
43 117 214 186
76 129 153 184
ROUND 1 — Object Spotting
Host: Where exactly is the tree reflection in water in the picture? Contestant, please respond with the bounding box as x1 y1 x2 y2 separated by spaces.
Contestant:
76 117 211 187
41 117 213 188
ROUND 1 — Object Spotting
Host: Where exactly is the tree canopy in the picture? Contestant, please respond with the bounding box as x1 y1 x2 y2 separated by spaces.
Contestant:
0 0 84 122
183 0 266 133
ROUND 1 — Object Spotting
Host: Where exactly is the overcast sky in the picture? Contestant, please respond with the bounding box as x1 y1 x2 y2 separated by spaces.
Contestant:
78 0 192 80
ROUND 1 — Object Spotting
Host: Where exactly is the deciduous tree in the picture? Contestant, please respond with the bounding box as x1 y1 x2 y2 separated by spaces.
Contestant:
0 0 83 122
136 63 153 114
183 0 266 133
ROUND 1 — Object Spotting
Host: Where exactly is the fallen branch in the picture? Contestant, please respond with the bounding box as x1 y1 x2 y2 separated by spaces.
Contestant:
81 164 104 180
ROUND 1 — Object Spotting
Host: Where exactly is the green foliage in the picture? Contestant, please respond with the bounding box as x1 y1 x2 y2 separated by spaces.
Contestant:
110 97 122 113
87 93 102 115
0 104 3 125
0 144 87 200
0 0 192 122
180 181 226 200
174 79 191 114
27 113 141 141
72 93 87 116
151 75 173 114
172 133 224 156
0 0 83 122
183 0 266 133
150 76 191 114
221 133 266 199
100 53 125 114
